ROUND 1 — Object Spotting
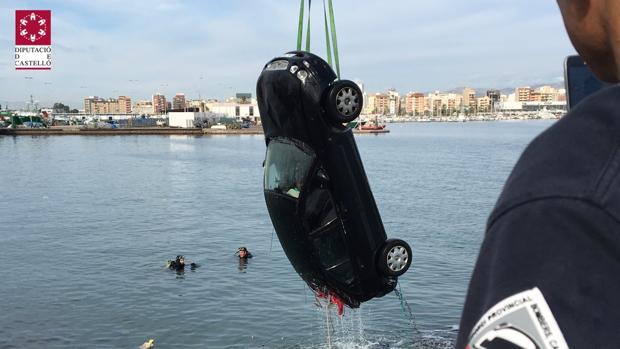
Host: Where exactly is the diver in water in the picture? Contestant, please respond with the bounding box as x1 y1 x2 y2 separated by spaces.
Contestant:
236 247 252 272
236 247 253 259
167 255 198 271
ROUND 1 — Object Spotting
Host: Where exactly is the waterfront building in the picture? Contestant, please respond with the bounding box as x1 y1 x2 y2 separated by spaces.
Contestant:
84 97 96 114
169 111 210 128
235 93 252 104
152 93 167 114
477 96 491 112
206 100 261 123
432 99 442 115
412 93 425 116
363 94 376 115
426 91 462 116
84 96 132 115
516 87 532 102
134 100 154 115
486 90 501 112
447 96 458 113
373 93 389 114
508 93 517 102
172 93 186 110
405 92 427 115
118 96 132 114
187 99 208 112
405 93 415 115
557 89 567 102
536 85 561 102
388 89 400 115
424 96 432 114
462 88 477 109
498 100 567 112
486 90 501 102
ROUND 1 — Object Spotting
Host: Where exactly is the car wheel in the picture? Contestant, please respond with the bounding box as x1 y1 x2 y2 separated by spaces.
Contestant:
324 80 363 123
378 239 412 277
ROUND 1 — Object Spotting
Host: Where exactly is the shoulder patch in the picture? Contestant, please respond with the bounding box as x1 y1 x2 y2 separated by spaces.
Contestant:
467 287 568 349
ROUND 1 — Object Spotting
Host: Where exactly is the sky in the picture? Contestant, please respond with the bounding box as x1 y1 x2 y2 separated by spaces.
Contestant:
0 0 576 108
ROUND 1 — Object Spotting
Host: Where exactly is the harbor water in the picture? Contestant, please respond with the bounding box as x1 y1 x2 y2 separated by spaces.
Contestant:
0 121 553 348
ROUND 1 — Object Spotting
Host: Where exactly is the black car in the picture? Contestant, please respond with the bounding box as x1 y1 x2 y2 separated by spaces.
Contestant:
257 51 412 308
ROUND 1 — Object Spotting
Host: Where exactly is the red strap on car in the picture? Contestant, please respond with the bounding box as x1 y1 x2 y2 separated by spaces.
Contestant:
315 290 345 316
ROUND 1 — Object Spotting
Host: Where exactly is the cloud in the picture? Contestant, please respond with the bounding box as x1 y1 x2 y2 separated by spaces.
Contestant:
0 0 575 107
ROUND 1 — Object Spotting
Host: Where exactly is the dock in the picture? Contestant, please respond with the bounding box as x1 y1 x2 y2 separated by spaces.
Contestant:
0 126 389 136
354 129 390 134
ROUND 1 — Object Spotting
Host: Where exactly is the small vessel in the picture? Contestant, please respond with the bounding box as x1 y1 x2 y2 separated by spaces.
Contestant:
359 114 386 130
360 123 385 131
537 107 556 120
2 112 47 128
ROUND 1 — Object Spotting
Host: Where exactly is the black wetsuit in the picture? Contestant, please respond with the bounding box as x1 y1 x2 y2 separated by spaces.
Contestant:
168 260 185 270
457 86 620 348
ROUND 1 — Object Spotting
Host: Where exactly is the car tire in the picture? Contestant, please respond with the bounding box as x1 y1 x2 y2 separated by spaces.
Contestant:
378 239 412 277
324 80 363 123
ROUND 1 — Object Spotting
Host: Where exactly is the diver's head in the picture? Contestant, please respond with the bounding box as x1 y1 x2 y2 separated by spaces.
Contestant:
176 255 185 265
238 247 248 258
557 0 620 82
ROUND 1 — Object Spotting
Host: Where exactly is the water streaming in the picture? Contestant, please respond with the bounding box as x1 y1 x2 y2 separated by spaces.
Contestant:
309 286 456 349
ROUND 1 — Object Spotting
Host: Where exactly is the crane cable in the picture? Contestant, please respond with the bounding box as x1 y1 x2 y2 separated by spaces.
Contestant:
296 0 341 78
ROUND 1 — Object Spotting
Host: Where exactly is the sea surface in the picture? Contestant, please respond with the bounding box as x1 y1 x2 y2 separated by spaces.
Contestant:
0 121 553 348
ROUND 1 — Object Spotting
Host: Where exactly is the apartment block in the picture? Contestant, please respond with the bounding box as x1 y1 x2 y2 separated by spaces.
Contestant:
84 96 132 115
516 87 532 102
172 93 186 110
152 94 167 114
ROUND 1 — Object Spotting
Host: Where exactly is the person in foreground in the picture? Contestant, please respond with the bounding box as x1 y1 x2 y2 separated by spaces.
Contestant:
457 1 620 348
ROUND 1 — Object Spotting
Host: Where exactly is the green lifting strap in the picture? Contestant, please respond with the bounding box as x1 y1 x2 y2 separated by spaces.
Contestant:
297 0 312 51
297 0 304 50
322 0 332 67
297 0 340 78
327 0 340 78
306 0 312 51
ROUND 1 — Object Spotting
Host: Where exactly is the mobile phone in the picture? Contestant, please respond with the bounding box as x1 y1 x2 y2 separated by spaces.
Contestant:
564 55 606 111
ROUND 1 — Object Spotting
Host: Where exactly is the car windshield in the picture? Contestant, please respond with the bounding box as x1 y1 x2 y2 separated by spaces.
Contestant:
264 139 314 199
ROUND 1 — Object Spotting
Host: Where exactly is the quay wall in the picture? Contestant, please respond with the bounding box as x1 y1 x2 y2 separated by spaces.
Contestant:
0 127 388 136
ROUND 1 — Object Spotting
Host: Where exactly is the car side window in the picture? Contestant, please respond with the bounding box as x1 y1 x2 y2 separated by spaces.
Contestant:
264 139 314 199
311 223 355 285
302 177 337 232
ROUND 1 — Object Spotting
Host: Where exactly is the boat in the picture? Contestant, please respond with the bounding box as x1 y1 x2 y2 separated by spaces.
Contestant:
1 112 47 128
536 107 557 120
360 123 385 131
359 114 386 130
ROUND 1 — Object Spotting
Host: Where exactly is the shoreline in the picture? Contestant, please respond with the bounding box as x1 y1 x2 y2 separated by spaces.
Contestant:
0 127 390 136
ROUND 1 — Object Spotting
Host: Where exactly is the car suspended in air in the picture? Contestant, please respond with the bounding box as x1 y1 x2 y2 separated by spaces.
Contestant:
257 51 413 309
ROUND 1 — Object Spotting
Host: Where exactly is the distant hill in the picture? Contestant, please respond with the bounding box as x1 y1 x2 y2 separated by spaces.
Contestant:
445 83 564 96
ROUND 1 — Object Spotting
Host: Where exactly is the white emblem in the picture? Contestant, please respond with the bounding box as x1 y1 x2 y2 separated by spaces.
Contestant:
468 288 569 349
